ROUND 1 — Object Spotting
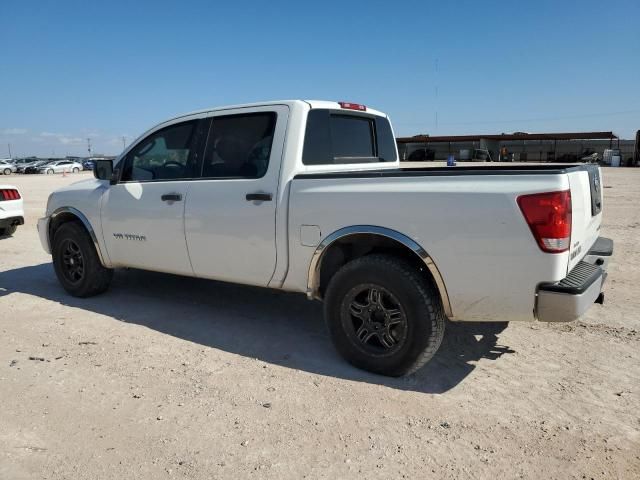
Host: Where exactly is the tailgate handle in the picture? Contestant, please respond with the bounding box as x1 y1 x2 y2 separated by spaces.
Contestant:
246 192 272 202
161 193 182 202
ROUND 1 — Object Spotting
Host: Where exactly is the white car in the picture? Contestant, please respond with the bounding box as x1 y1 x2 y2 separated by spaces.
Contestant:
0 185 24 236
37 100 612 376
38 160 83 174
0 160 17 175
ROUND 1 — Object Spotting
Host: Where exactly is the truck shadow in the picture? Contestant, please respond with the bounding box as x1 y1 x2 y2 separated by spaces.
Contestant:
0 263 514 394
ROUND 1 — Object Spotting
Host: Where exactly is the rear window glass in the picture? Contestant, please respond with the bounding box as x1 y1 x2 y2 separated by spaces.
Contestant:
302 109 397 165
330 115 374 159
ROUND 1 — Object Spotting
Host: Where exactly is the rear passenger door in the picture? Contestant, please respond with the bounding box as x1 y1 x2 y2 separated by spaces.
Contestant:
184 105 289 286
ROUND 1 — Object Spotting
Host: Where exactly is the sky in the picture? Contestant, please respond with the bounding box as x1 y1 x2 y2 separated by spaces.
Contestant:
1 0 639 158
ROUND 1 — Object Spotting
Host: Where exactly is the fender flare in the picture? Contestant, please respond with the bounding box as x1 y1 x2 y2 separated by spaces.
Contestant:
306 225 453 318
49 207 108 266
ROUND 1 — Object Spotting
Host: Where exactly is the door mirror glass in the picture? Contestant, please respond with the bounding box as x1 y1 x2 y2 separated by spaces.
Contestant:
94 159 113 181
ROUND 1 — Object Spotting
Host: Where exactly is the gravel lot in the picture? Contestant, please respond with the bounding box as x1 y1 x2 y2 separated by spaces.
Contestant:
1 168 638 479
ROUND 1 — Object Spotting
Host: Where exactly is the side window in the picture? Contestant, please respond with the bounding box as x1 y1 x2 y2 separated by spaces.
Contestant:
201 112 276 179
121 121 197 182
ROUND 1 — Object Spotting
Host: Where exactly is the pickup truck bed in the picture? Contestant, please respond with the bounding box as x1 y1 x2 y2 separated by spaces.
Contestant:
295 163 597 178
287 162 605 324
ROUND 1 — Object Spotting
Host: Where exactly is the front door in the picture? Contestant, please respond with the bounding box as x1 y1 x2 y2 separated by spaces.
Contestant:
184 105 289 286
101 119 204 275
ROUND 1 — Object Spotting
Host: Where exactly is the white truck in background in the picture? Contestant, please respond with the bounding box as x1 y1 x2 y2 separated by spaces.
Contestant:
38 100 613 376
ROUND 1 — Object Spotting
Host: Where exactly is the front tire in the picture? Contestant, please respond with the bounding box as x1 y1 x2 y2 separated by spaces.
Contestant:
72 167 80 173
47 169 54 174
324 254 445 376
52 222 113 297
2 168 10 175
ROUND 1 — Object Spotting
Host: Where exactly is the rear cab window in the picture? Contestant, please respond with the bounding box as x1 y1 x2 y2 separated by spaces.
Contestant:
302 109 397 165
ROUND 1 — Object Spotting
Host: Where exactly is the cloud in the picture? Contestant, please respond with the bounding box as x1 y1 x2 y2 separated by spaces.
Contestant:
2 128 27 135
58 137 84 145
108 136 131 145
39 132 84 145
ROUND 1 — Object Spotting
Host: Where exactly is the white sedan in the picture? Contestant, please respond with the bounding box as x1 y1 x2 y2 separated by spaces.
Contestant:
38 160 83 174
0 160 18 175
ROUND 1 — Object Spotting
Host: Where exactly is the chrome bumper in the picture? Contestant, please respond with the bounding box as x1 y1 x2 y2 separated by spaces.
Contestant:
535 236 613 323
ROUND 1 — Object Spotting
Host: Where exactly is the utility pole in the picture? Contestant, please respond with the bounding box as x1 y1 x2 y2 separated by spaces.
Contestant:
87 138 92 158
435 58 439 132
7 143 12 158
122 136 126 150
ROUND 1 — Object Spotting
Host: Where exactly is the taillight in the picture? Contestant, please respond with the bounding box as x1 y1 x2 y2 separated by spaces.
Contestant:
517 190 572 253
0 189 21 201
338 101 367 111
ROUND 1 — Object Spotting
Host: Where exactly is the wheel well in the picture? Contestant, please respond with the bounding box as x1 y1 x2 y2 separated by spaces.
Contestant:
49 212 83 243
317 233 441 302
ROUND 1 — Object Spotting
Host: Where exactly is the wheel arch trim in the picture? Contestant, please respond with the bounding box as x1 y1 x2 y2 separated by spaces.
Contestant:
306 225 453 318
49 207 107 266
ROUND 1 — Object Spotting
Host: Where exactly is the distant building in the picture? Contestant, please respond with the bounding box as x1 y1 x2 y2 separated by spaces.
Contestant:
396 131 637 166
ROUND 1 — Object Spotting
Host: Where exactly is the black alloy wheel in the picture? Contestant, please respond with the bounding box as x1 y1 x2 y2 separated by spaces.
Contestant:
343 284 408 355
60 238 85 284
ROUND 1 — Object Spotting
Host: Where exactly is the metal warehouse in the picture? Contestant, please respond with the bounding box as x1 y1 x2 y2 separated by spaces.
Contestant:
396 131 637 166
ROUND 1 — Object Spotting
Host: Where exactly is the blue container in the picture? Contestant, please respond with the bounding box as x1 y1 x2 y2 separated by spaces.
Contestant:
447 154 456 167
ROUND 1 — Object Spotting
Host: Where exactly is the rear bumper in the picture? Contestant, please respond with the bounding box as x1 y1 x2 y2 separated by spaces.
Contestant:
0 216 24 229
535 236 613 322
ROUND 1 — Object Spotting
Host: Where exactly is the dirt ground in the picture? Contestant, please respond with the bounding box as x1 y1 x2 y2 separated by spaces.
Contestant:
1 169 638 479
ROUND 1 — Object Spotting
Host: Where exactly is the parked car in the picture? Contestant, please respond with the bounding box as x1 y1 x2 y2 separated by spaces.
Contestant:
37 100 612 376
0 184 24 236
459 148 493 162
83 159 95 171
0 160 18 175
16 159 45 173
37 160 83 174
23 161 50 174
9 158 34 166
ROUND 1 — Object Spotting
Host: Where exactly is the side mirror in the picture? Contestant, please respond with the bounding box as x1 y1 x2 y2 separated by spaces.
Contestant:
110 168 120 186
94 159 113 181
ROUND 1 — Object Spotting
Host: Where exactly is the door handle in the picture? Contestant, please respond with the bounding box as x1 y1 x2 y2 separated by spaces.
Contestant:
161 193 182 202
246 192 272 202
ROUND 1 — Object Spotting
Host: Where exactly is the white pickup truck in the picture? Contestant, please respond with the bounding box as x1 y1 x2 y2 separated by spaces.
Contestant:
38 100 613 376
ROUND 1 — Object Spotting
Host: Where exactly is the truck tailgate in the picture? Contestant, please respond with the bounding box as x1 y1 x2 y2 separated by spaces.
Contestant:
567 165 603 272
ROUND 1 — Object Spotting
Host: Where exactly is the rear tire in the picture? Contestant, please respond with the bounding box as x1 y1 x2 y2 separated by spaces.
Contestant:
72 167 80 173
52 222 113 297
324 254 445 376
47 169 54 174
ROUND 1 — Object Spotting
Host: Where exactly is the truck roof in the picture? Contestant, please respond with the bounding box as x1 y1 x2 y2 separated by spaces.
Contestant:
166 100 387 124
